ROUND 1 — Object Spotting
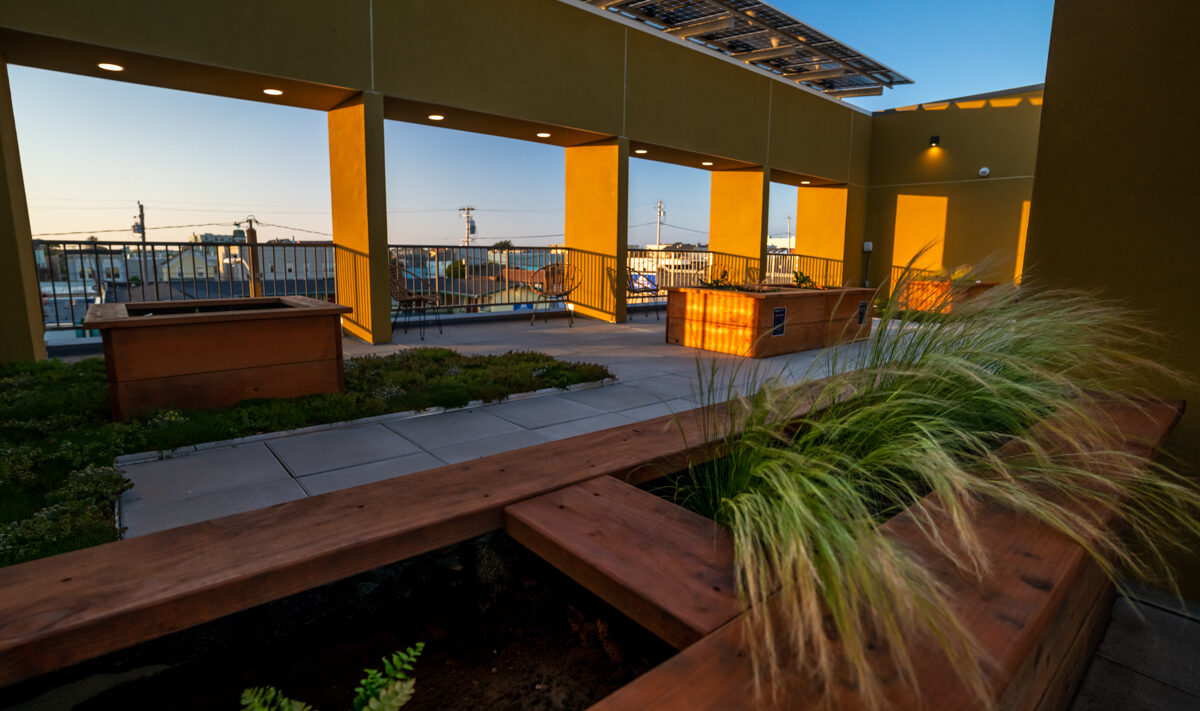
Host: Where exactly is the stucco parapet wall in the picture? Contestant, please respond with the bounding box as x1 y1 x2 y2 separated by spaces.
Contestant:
0 0 874 177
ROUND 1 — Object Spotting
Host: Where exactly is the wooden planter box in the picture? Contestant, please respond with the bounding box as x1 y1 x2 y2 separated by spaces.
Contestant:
0 388 1180 710
665 287 875 358
83 296 351 419
898 280 999 312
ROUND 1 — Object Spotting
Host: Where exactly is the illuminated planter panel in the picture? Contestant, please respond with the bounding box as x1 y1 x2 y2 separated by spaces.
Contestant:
84 296 351 419
665 287 874 358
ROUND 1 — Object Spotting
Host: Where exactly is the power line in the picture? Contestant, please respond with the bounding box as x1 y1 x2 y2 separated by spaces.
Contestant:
253 220 333 237
660 222 708 235
32 222 233 237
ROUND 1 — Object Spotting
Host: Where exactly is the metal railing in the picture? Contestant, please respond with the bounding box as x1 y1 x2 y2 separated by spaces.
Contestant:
33 240 848 334
32 240 337 331
625 248 762 306
765 253 844 288
388 245 568 316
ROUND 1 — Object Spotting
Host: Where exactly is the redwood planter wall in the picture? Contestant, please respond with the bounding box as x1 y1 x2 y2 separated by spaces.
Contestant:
84 296 351 419
666 287 874 358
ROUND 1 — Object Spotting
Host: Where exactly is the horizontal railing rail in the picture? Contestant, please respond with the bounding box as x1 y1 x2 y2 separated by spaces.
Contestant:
765 253 845 288
34 242 851 333
388 245 568 317
31 240 337 331
625 249 762 305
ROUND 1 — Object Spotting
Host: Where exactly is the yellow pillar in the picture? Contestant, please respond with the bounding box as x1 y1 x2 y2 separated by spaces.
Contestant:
328 91 392 344
795 187 848 261
564 137 628 322
708 167 768 283
0 54 45 361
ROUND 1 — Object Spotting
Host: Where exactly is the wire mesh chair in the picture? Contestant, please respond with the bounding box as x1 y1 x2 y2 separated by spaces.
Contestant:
627 269 661 320
389 262 442 340
529 262 582 327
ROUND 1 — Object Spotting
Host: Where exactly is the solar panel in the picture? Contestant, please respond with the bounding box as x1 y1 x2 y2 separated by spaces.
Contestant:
582 0 913 96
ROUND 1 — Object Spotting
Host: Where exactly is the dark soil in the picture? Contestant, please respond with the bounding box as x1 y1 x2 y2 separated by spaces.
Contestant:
0 533 673 711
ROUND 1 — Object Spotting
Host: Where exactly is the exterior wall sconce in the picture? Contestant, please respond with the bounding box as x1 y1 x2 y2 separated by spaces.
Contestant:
929 135 940 147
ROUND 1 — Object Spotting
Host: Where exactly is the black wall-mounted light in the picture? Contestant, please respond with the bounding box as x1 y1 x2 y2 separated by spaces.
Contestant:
929 135 940 147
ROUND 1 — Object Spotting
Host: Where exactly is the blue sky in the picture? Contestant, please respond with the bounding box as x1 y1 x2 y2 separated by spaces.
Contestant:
9 0 1054 247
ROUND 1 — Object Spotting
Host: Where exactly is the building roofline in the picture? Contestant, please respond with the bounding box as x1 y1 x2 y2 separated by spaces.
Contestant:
874 83 1045 115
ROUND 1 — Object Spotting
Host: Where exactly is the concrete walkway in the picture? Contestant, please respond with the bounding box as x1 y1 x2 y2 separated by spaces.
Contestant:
117 314 832 537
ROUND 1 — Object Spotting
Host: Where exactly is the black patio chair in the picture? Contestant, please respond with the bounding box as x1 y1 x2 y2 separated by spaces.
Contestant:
529 262 582 327
389 262 442 340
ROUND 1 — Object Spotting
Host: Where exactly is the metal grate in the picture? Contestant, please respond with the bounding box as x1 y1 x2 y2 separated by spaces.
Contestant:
584 0 912 96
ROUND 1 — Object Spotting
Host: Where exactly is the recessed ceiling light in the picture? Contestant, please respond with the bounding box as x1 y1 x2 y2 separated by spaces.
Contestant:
97 63 124 72
427 114 445 121
634 149 648 154
536 132 551 138
262 89 283 96
701 161 714 166
800 180 811 185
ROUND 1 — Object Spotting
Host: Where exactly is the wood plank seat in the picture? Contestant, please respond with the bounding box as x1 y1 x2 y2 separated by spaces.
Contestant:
506 475 743 650
589 396 1185 711
0 380 839 689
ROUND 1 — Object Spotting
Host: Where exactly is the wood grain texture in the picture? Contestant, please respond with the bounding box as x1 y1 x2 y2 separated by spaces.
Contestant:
665 287 874 358
112 359 343 415
107 316 337 381
83 295 349 329
89 297 349 419
589 396 1184 711
505 476 742 649
0 383 840 687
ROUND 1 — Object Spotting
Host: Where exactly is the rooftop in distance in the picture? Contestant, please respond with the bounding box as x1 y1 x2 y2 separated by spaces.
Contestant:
582 0 914 98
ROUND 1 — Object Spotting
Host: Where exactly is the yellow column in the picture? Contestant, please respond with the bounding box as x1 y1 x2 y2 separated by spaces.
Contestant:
0 54 45 361
564 137 628 322
708 167 768 283
328 91 392 344
795 186 848 261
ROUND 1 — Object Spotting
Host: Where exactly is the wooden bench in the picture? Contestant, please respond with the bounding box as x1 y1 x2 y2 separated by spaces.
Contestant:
506 475 743 649
0 380 836 688
588 396 1185 710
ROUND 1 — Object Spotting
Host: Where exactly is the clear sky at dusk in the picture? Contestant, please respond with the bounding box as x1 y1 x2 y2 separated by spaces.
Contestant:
8 0 1054 247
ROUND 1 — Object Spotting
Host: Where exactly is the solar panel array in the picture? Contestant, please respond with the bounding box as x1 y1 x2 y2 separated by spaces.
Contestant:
583 0 912 96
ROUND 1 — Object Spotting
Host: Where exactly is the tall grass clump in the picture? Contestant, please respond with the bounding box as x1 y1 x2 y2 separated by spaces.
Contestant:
677 265 1200 709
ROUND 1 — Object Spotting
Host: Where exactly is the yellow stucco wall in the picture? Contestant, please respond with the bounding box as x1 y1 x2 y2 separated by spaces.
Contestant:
565 139 628 322
1025 0 1200 593
328 92 391 344
709 169 769 274
0 54 43 360
864 88 1042 287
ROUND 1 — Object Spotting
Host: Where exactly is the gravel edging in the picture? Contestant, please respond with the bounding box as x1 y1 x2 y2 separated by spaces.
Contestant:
114 376 618 466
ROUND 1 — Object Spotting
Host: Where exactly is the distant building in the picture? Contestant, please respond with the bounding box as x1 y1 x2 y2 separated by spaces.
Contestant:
191 230 247 244
160 247 220 280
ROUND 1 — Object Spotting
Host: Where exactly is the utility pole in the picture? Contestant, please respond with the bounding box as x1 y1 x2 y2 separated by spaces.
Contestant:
655 200 665 249
787 215 792 252
459 206 475 246
244 215 261 297
133 201 147 294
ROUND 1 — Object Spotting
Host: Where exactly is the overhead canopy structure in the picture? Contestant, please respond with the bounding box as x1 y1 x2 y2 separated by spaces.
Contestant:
584 0 913 97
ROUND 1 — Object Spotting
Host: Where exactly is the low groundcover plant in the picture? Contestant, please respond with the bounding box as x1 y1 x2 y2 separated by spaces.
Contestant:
674 267 1200 709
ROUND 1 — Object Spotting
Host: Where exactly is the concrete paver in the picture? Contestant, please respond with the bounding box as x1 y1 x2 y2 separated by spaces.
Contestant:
119 443 292 511
381 407 522 449
297 452 447 496
121 478 306 538
532 412 639 442
558 383 666 412
266 423 420 477
118 316 842 537
428 429 551 464
485 396 610 430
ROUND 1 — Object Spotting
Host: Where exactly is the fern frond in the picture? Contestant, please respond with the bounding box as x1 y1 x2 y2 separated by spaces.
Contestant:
240 686 314 711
